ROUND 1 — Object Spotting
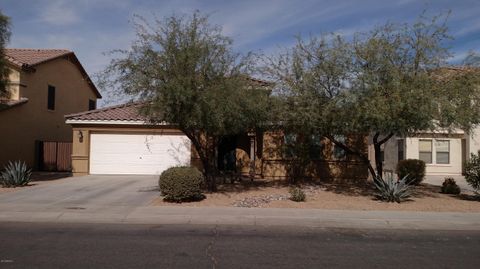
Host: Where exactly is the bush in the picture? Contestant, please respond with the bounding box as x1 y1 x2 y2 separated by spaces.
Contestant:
441 177 461 195
158 166 204 202
396 159 426 185
0 161 32 187
289 187 306 202
464 151 480 193
373 175 412 203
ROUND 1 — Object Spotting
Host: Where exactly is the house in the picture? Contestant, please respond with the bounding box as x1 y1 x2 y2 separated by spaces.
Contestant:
372 128 480 176
65 102 368 180
0 48 102 170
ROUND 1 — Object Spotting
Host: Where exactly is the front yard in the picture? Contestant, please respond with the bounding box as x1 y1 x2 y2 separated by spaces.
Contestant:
152 179 480 212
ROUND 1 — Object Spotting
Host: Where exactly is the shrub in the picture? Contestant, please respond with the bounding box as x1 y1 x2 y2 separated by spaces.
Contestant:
373 175 412 203
441 177 461 195
289 187 306 202
0 161 32 187
464 151 480 193
158 166 204 202
396 159 426 185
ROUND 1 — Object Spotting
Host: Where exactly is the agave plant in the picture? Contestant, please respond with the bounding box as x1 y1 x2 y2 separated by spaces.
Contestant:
373 175 412 203
0 161 32 187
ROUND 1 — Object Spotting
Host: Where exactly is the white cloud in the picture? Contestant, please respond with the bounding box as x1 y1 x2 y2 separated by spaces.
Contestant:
39 0 81 26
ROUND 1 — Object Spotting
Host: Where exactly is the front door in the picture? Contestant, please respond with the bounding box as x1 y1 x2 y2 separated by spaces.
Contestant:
217 136 237 172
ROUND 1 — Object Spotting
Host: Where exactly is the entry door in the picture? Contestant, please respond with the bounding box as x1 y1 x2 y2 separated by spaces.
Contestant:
89 133 191 175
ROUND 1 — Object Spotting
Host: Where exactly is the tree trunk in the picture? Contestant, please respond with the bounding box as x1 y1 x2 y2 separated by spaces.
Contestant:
184 130 218 192
372 132 394 179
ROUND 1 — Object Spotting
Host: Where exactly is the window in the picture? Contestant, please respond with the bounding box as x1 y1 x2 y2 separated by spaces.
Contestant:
309 135 324 160
397 139 405 161
436 140 450 164
47 85 55 110
333 135 347 160
89 99 96 110
419 140 432 164
284 133 297 158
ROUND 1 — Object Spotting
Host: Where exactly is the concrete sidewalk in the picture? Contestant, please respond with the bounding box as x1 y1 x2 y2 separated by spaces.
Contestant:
1 205 479 231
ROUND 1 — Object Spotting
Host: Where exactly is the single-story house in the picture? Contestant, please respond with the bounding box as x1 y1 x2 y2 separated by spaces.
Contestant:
372 128 480 176
65 102 369 180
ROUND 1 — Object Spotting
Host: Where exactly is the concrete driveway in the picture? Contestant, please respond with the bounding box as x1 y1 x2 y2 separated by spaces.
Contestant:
0 175 160 212
424 175 475 192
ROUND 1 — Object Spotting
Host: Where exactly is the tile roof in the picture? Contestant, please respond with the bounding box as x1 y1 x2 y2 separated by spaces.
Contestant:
65 102 147 122
0 97 29 111
4 48 73 67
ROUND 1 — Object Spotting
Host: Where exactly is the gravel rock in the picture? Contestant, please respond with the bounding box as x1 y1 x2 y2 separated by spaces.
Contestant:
232 194 289 208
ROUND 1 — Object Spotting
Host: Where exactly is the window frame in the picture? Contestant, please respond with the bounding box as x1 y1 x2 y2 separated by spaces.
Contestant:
47 85 56 111
435 140 450 164
418 139 433 164
88 99 96 111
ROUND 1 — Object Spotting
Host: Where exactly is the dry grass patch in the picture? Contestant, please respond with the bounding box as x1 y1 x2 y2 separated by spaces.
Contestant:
152 179 480 212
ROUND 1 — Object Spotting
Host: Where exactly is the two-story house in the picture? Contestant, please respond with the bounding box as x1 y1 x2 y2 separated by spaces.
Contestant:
0 48 101 170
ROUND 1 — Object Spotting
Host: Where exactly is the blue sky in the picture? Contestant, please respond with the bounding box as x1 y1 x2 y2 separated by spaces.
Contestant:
2 0 480 80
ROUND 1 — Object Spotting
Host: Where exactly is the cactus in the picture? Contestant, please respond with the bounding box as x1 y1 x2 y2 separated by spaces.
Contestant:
373 175 412 203
1 161 32 187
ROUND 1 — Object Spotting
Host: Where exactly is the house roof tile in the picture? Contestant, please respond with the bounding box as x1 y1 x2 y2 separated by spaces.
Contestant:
65 102 147 122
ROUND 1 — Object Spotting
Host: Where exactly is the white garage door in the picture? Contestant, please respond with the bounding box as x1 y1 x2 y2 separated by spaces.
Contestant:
89 133 191 175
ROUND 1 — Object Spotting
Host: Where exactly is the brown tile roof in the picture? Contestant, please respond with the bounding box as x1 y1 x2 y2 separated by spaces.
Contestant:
0 97 29 111
4 48 102 98
65 102 147 122
4 48 72 67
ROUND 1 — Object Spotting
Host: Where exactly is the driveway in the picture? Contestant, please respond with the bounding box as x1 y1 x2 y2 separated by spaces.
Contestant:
0 175 160 212
424 175 475 192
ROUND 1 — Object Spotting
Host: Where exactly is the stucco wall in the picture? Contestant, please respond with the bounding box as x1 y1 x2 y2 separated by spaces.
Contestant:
0 58 98 169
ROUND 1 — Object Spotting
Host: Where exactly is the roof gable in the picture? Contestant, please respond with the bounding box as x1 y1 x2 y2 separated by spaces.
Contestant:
5 48 102 98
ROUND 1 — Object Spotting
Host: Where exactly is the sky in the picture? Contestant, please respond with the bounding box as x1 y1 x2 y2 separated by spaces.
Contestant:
2 0 480 101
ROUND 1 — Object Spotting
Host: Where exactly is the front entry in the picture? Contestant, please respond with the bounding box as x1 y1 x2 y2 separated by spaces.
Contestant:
217 136 237 172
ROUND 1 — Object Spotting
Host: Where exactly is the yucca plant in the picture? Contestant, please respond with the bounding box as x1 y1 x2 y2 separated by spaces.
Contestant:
373 175 412 203
0 161 32 187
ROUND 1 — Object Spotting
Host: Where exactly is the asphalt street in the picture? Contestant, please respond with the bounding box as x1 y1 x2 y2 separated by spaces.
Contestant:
0 222 479 269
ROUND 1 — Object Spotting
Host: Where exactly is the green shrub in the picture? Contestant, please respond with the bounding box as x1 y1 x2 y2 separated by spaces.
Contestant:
158 166 204 202
289 187 306 202
441 177 461 195
373 175 412 203
396 159 426 185
464 151 480 193
1 161 32 187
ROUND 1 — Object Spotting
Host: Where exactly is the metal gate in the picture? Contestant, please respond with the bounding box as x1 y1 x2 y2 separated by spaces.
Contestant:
38 141 72 171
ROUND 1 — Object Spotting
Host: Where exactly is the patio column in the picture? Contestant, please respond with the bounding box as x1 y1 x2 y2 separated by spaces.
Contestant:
248 132 256 180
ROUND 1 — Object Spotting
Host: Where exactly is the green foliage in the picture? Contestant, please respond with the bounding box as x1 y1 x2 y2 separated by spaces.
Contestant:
100 11 271 191
373 175 412 203
396 159 426 185
1 161 32 187
0 10 11 97
441 177 461 195
289 187 306 202
158 166 204 202
464 151 480 193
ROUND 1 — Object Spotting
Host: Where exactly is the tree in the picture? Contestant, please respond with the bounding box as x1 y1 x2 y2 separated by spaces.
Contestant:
99 12 270 191
268 12 480 180
0 10 11 98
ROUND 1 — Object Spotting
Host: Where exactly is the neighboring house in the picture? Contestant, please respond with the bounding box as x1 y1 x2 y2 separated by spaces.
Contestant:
371 128 480 176
65 102 368 180
0 48 102 170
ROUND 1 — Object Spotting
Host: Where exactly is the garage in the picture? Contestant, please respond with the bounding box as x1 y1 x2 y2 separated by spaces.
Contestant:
65 102 193 176
89 133 191 175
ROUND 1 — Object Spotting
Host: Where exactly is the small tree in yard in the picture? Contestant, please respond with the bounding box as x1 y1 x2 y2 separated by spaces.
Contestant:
267 11 480 180
0 10 11 98
100 12 270 191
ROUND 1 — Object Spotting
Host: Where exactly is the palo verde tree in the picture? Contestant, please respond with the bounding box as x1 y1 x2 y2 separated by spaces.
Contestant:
0 10 11 98
99 12 270 191
268 12 480 179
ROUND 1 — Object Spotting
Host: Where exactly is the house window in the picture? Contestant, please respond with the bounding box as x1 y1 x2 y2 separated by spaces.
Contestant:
284 133 297 158
397 139 405 161
47 85 55 110
309 134 324 160
436 140 450 164
419 140 432 164
333 135 347 160
89 99 96 110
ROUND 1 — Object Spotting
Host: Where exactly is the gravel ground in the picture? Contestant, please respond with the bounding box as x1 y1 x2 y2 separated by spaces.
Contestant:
153 180 480 212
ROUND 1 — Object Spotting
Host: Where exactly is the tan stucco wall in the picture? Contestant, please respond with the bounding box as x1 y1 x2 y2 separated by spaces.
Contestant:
0 58 98 169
